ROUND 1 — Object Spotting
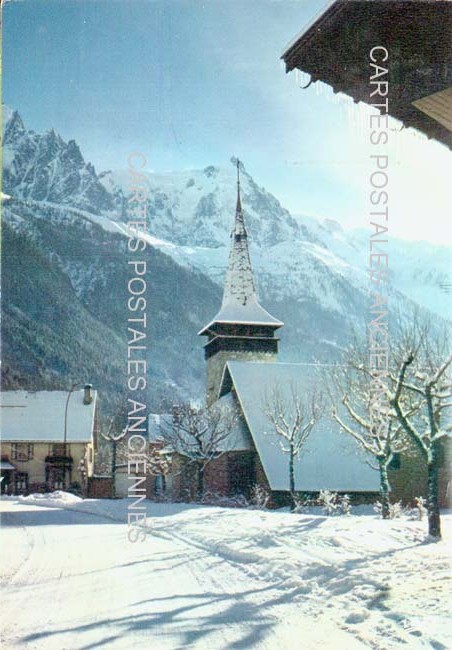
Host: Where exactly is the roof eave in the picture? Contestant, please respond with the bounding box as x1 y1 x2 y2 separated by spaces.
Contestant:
1 438 93 443
281 0 452 150
281 0 344 71
198 317 284 336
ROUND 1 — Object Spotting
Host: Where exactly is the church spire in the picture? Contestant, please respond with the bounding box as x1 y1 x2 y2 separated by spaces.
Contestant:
236 157 242 214
223 159 256 306
199 158 283 330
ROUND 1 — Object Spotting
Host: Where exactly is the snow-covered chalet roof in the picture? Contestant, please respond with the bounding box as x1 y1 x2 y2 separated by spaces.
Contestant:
220 361 380 493
1 390 97 443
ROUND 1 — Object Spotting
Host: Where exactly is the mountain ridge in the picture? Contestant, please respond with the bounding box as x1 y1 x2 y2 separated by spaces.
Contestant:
2 107 449 412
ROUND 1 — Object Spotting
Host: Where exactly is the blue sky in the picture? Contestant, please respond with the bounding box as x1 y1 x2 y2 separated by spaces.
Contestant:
3 0 451 243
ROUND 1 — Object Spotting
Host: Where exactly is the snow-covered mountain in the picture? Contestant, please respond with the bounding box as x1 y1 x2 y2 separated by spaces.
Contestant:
101 164 450 321
100 163 315 249
2 194 222 409
291 215 451 321
2 107 449 408
3 110 113 213
100 165 371 344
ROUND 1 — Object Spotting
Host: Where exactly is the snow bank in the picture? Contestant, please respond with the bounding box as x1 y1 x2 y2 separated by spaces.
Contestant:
19 491 83 507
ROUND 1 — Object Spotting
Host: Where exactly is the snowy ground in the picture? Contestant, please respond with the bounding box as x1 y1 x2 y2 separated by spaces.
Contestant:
1 494 451 650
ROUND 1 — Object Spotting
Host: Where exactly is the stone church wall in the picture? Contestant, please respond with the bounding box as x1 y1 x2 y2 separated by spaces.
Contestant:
206 349 277 406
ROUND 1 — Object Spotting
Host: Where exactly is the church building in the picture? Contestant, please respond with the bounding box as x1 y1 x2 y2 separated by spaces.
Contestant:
196 162 380 503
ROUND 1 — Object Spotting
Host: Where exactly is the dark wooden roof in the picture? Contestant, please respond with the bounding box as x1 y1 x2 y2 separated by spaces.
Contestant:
282 0 452 149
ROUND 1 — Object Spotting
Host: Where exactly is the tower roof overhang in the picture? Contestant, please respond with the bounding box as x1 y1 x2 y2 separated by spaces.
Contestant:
282 0 452 150
198 299 284 336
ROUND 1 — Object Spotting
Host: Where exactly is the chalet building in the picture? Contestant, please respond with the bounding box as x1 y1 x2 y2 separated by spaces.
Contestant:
191 163 381 504
0 385 96 495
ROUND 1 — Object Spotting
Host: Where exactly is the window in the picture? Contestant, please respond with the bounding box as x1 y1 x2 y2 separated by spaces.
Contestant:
47 467 65 490
154 475 166 496
11 443 33 462
14 472 29 494
51 444 67 456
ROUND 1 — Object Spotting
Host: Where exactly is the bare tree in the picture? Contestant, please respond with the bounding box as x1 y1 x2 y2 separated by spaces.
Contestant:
329 313 450 537
96 407 172 498
390 314 451 538
263 384 322 509
160 402 237 499
95 405 128 497
329 352 410 520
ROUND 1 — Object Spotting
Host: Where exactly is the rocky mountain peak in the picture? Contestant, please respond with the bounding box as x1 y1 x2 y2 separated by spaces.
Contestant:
3 108 113 214
3 110 25 144
64 139 84 167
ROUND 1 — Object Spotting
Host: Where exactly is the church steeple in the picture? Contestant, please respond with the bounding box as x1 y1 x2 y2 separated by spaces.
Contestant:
199 159 283 405
222 160 256 308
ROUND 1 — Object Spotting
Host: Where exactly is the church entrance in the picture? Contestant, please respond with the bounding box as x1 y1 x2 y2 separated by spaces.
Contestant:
227 452 255 498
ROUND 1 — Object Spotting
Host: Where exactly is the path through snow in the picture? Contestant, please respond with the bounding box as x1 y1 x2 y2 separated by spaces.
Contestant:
1 496 450 649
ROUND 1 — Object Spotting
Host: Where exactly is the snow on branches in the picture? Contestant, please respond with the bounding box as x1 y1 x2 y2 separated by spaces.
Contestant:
263 383 323 509
159 402 238 499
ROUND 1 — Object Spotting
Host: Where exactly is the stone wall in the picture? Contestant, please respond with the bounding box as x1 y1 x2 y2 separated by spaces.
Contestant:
388 437 451 507
204 454 230 495
169 450 268 501
206 349 277 406
87 476 113 498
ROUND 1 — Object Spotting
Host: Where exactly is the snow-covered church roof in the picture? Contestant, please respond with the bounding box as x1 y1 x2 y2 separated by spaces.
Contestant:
1 389 97 443
199 163 283 335
220 361 380 493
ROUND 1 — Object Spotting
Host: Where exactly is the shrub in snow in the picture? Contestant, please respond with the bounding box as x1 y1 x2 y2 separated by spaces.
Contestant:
407 496 427 521
339 494 351 516
414 496 427 520
249 484 270 510
318 491 352 516
199 491 249 508
374 500 405 519
389 501 404 519
292 495 314 514
318 490 339 516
